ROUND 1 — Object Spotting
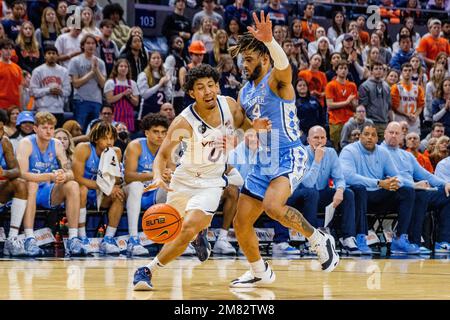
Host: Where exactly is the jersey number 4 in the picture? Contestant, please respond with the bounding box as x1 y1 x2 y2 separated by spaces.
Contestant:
252 104 261 118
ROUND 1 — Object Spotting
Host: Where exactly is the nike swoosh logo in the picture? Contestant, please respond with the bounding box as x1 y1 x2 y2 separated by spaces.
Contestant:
155 230 169 238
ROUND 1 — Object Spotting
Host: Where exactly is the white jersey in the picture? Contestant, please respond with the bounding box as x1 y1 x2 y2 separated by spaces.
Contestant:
170 95 234 189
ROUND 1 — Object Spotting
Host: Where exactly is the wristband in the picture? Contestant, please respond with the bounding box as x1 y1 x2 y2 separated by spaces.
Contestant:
264 38 289 70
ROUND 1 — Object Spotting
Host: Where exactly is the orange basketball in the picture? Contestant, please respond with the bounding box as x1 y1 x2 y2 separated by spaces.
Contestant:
142 204 182 244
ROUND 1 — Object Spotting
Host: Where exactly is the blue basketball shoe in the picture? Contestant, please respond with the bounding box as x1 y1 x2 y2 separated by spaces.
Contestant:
133 267 153 291
191 229 211 262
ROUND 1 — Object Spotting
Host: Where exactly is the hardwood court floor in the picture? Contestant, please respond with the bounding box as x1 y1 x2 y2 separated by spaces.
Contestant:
0 256 449 300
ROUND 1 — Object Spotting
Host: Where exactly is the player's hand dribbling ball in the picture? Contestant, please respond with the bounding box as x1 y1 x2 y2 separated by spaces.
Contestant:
142 204 182 243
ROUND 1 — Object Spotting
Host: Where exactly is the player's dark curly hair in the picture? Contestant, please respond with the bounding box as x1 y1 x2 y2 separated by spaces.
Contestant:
140 113 170 131
89 121 118 145
229 32 270 59
183 64 220 92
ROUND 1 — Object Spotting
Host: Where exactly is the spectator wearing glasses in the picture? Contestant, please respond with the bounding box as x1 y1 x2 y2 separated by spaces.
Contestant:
85 105 117 134
340 105 373 149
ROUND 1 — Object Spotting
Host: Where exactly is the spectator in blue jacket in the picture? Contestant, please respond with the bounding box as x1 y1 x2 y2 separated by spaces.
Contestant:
339 123 419 254
287 126 365 255
389 35 415 72
381 121 450 253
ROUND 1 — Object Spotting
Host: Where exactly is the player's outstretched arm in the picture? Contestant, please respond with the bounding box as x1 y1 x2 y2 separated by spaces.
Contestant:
248 11 293 91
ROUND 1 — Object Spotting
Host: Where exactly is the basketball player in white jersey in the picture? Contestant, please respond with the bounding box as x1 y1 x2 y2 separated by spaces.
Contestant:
132 64 253 290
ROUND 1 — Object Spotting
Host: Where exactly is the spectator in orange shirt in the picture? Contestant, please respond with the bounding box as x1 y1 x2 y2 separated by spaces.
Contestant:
298 53 327 107
300 3 319 43
325 61 358 150
0 39 23 110
391 63 425 135
406 132 434 173
417 19 450 70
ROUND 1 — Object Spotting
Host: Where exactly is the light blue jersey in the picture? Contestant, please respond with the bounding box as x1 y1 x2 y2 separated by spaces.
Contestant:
28 135 59 174
240 71 301 150
83 143 99 181
137 138 156 172
28 135 60 209
83 143 100 208
239 70 307 199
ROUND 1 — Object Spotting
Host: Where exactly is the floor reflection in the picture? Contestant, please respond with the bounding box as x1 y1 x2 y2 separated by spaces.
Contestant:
0 255 449 300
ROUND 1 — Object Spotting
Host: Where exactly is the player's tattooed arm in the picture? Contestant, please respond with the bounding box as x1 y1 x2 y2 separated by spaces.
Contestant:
277 206 314 237
1 137 20 179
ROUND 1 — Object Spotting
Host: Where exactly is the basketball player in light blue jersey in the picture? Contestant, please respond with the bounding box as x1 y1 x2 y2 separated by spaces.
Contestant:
72 121 124 255
124 113 172 256
16 112 84 257
229 12 339 287
0 109 28 256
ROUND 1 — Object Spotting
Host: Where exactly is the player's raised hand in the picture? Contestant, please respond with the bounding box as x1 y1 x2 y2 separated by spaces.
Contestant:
247 11 273 43
144 177 173 193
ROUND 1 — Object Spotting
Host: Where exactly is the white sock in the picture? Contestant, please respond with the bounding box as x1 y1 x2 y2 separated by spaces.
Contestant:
126 183 143 237
8 228 19 238
218 228 228 240
68 228 78 240
24 229 34 239
78 208 87 238
250 259 265 274
307 228 322 245
105 226 117 238
146 256 165 274
8 198 27 238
